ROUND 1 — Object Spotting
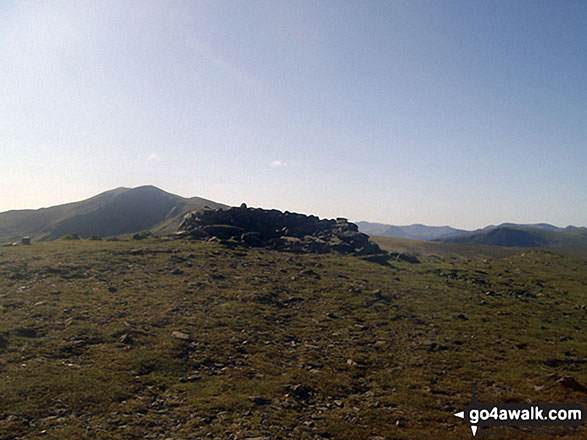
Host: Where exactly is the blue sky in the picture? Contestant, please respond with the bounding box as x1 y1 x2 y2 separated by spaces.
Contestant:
1 0 585 229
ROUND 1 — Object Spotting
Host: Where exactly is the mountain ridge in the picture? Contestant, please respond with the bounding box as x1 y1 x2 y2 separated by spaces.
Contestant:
0 186 226 243
437 225 587 247
3 188 585 247
357 221 587 247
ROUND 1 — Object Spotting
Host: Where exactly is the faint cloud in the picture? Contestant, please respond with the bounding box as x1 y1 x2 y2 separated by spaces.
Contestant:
270 160 287 167
148 152 158 161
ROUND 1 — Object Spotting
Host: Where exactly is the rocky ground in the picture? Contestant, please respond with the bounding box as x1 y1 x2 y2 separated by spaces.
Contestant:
0 238 585 439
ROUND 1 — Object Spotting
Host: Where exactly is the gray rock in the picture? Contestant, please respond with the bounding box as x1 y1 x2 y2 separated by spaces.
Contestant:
241 232 263 246
202 225 244 239
248 396 271 405
289 384 313 400
188 228 209 239
172 331 190 341
178 205 387 258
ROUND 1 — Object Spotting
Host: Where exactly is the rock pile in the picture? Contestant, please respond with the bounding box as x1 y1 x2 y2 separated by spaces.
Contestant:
176 204 388 258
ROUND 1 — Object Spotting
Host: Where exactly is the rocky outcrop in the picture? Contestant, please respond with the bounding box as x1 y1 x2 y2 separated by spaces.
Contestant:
176 204 388 259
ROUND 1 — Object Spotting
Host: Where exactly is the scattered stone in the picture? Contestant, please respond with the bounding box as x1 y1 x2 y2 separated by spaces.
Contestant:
299 269 320 278
289 384 313 401
248 396 271 405
427 342 449 352
179 374 202 382
172 331 190 341
119 333 132 344
389 252 420 264
554 375 587 393
170 254 188 262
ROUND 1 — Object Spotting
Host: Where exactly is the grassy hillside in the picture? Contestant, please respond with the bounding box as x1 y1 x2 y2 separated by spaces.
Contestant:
0 239 584 439
439 226 587 247
370 236 525 259
0 188 128 242
373 235 587 261
372 235 525 260
0 186 226 243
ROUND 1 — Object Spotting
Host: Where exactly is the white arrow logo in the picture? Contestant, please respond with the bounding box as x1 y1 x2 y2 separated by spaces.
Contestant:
454 411 478 436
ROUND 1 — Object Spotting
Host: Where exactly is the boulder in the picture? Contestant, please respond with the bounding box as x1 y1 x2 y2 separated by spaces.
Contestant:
201 225 244 239
361 254 392 265
390 252 420 264
330 241 354 254
241 232 263 247
188 228 209 239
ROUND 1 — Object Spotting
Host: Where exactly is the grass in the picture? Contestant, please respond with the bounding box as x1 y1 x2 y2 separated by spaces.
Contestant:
372 235 525 259
373 234 587 260
0 238 585 439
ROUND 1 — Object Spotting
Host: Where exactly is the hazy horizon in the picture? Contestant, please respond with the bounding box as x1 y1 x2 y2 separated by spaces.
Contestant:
1 183 585 231
2 1 586 230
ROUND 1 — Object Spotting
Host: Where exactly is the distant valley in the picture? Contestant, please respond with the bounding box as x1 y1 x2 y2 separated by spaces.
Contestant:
356 222 467 241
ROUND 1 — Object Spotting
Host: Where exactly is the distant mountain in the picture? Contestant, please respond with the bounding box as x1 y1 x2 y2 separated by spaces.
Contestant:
357 221 587 247
356 222 467 241
477 223 568 233
0 186 226 243
437 225 587 247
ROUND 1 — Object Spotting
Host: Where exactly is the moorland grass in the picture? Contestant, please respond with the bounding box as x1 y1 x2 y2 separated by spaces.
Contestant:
0 239 585 439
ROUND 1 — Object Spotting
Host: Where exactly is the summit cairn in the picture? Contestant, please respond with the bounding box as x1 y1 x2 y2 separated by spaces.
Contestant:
177 205 389 260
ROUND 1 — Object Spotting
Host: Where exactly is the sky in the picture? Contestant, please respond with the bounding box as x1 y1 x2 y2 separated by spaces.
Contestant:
1 0 586 229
